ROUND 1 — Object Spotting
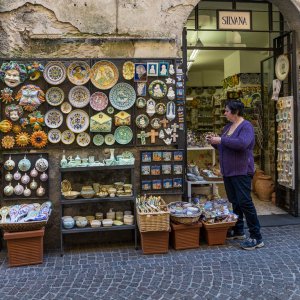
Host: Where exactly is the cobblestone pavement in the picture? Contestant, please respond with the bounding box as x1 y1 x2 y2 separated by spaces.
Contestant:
0 225 300 300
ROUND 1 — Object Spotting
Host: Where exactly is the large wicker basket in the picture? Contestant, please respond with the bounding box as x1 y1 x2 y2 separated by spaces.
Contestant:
0 220 48 232
168 202 201 225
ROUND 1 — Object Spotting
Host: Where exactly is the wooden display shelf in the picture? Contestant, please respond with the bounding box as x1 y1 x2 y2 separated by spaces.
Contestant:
60 165 134 172
61 196 135 204
61 224 136 234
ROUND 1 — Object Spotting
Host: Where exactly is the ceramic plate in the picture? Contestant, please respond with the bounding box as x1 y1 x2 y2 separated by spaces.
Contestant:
45 109 63 128
122 61 135 80
67 61 90 85
90 60 119 90
275 54 289 81
93 134 105 146
90 92 108 111
135 114 149 129
66 109 89 133
151 118 161 129
68 86 90 108
46 87 64 106
155 103 166 115
104 134 115 145
109 83 136 110
61 130 75 145
60 102 72 114
107 106 114 114
136 97 146 108
114 126 133 145
48 129 62 144
43 61 67 85
240 73 250 84
148 80 167 99
76 132 91 147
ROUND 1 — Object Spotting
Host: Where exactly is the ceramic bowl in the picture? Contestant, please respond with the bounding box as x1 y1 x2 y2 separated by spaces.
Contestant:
113 220 123 226
90 220 101 228
62 191 80 200
102 219 113 227
80 190 95 199
76 217 88 228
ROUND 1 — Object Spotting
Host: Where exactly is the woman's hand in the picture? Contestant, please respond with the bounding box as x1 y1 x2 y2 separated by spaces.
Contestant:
207 135 221 145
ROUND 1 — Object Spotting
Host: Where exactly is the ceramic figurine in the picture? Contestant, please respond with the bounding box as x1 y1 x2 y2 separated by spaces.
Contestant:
146 99 156 117
167 87 175 101
5 104 24 122
163 138 172 145
0 61 27 88
169 64 175 75
166 101 176 120
28 110 45 131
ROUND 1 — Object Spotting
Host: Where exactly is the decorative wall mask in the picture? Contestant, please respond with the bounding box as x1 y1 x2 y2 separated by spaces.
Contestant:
0 61 27 87
5 104 24 121
0 120 13 133
16 132 30 147
0 87 14 103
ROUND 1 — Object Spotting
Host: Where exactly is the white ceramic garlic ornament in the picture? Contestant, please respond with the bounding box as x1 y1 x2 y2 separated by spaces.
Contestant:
30 179 38 190
30 168 38 177
13 171 21 181
4 183 14 196
21 173 30 185
4 156 15 171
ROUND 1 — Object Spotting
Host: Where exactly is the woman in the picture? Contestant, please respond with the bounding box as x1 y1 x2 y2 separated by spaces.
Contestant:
207 100 264 250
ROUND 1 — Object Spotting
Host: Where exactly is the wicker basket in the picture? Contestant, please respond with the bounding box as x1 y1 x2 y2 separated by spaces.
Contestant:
170 213 201 225
0 220 48 232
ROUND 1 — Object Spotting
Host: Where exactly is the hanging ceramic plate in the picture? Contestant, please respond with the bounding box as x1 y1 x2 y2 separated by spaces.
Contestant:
240 73 250 85
136 97 146 108
90 60 119 90
122 61 135 80
48 129 62 144
109 83 136 110
135 114 149 129
104 134 115 145
93 134 105 146
61 130 75 145
66 109 89 133
155 103 166 115
46 87 64 106
45 109 63 128
60 102 72 114
151 118 161 129
67 61 90 85
148 80 167 100
107 106 114 114
249 73 259 85
90 92 108 111
76 132 91 147
275 54 289 81
114 126 133 145
68 86 90 108
43 61 67 85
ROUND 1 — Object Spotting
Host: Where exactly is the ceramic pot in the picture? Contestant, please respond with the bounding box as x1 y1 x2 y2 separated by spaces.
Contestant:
255 175 274 202
252 169 264 194
76 217 88 228
63 217 75 229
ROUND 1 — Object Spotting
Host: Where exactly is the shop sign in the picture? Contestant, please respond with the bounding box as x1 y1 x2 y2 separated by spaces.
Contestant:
217 10 252 31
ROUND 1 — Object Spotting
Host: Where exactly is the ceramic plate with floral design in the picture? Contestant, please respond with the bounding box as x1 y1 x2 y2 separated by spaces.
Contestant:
48 129 62 144
61 130 75 145
76 132 91 147
46 87 64 106
104 134 115 145
66 109 89 133
68 86 90 108
148 80 167 100
93 134 105 146
67 61 90 85
45 109 63 129
109 83 136 110
90 92 108 111
60 102 72 114
43 61 67 85
114 126 133 145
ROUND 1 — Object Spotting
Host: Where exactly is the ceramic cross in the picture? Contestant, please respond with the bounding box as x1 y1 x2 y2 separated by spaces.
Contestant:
171 123 179 133
171 132 179 142
160 117 169 128
137 131 149 145
148 129 158 143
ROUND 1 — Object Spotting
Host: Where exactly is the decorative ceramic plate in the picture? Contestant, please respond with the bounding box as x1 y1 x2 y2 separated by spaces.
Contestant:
107 106 114 114
122 151 134 159
109 83 136 110
148 80 167 99
114 126 133 145
122 61 135 80
90 60 119 90
136 97 146 108
48 129 62 144
43 61 67 85
45 109 63 128
46 87 64 106
67 61 90 85
275 54 289 81
93 134 105 146
60 102 72 114
240 73 250 85
135 114 149 129
104 134 115 145
61 130 75 145
66 109 89 133
151 118 161 129
76 132 91 147
90 92 108 111
155 103 166 115
68 86 90 108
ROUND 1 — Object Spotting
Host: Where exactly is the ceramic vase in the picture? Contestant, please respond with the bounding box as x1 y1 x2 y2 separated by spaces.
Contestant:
252 169 264 194
255 175 274 202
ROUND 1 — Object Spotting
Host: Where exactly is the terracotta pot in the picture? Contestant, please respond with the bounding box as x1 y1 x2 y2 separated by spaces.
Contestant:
255 175 274 202
252 169 265 194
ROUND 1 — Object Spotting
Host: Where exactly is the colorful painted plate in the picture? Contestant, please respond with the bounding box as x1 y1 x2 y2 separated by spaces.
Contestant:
275 54 289 81
46 87 64 106
43 61 67 85
60 102 72 114
76 132 91 147
104 134 115 145
155 103 166 115
148 80 167 99
109 83 136 110
67 61 90 85
61 130 75 145
66 109 89 133
122 61 135 80
45 109 63 128
135 114 149 129
114 126 133 145
90 60 119 90
136 97 146 108
68 86 90 108
90 92 108 111
107 106 114 114
48 129 62 144
93 134 105 146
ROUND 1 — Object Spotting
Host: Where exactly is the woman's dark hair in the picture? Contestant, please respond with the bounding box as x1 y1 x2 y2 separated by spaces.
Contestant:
225 99 244 116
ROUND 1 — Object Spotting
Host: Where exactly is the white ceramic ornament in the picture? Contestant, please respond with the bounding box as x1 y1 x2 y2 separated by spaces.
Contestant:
14 183 24 195
40 172 48 182
36 185 45 197
167 87 175 101
4 183 14 196
35 157 48 172
21 173 30 185
4 156 15 171
146 99 156 117
23 186 31 197
30 168 38 177
18 155 31 172
13 171 21 181
5 172 13 182
30 179 38 190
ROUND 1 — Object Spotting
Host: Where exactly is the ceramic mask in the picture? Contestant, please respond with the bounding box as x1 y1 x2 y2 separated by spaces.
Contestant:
0 87 14 104
26 61 45 81
21 173 30 185
35 157 49 172
30 179 38 190
5 172 13 182
5 104 24 121
40 172 48 182
4 183 14 196
18 156 31 172
14 183 24 195
0 61 27 87
4 156 15 171
23 186 31 197
30 168 38 177
13 171 21 181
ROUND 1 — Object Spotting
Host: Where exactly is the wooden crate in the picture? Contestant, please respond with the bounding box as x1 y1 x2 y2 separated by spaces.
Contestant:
140 231 169 254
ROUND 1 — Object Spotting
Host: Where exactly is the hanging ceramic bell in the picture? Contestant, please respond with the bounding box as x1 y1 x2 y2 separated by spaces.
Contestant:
13 170 21 181
23 186 31 197
18 155 31 172
30 168 38 177
4 183 14 196
5 172 13 182
21 173 30 185
40 172 48 182
35 157 48 172
36 185 45 197
14 183 24 195
30 179 38 190
4 155 15 171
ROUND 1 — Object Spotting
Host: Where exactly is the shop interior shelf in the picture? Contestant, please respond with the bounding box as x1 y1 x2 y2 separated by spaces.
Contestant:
61 196 135 204
60 165 134 172
61 224 136 234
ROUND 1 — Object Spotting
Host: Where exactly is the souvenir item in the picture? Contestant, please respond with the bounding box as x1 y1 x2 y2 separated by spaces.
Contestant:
163 179 173 189
136 82 147 96
104 134 115 145
146 99 156 116
48 129 62 144
155 103 166 115
167 87 175 100
16 132 30 147
21 173 30 185
36 185 46 197
166 101 176 120
66 109 89 133
89 92 108 111
148 80 167 99
14 183 24 195
135 114 149 129
1 136 15 149
163 138 172 145
114 126 133 145
67 61 90 85
4 156 15 171
162 164 172 175
61 130 75 144
0 61 27 87
43 61 67 85
23 186 31 197
90 60 119 89
18 156 31 172
15 84 45 112
26 61 44 81
239 73 249 84
0 87 13 103
147 62 158 76
13 170 21 181
134 63 147 82
159 62 169 76
107 106 114 114
30 168 38 177
45 109 63 128
46 87 64 106
159 129 165 139
174 151 183 161
122 61 135 80
4 184 14 196
28 110 45 131
141 165 150 175
68 86 90 108
5 172 13 182
60 102 72 114
151 118 161 129
35 157 49 172
30 179 38 190
90 112 112 132
114 111 131 126
93 134 105 146
137 131 149 145
152 179 162 190
109 83 136 110
20 118 29 128
169 64 175 75
166 77 174 84
76 132 91 147
141 180 151 191
5 104 23 121
31 130 48 148
0 120 12 133
275 54 289 81
136 97 146 108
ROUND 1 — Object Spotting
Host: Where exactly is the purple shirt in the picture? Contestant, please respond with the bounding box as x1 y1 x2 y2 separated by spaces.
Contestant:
214 120 255 177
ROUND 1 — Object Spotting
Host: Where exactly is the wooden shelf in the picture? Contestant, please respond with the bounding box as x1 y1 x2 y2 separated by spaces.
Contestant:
61 224 136 234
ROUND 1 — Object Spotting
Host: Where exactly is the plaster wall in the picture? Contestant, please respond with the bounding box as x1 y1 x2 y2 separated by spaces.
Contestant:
187 69 224 87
